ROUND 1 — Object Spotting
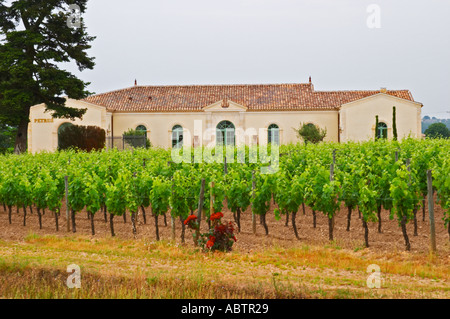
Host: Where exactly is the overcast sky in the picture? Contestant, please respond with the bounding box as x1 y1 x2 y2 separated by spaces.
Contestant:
65 0 450 118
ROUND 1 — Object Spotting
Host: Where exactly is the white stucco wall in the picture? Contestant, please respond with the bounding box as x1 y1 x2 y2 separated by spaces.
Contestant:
111 110 338 149
28 98 109 153
339 94 422 142
28 93 421 153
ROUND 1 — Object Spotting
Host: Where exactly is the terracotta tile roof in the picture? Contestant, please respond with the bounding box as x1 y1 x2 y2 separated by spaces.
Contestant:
82 83 416 113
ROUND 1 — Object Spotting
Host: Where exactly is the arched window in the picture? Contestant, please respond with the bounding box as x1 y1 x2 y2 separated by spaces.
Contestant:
172 125 183 148
136 125 147 138
57 122 74 149
268 124 280 145
376 122 388 139
216 121 235 146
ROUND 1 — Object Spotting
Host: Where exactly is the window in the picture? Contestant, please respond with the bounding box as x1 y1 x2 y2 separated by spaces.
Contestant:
136 125 147 138
58 122 74 134
57 122 74 149
376 122 388 139
216 121 235 146
268 124 280 145
172 125 183 148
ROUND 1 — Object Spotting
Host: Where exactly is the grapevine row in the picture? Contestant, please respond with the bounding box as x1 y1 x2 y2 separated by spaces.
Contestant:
0 139 448 251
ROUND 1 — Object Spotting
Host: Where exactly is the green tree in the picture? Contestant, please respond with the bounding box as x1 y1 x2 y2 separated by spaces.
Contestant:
0 123 16 153
0 0 95 153
58 124 105 152
295 123 327 145
375 115 379 140
393 107 398 141
123 128 151 149
424 123 450 139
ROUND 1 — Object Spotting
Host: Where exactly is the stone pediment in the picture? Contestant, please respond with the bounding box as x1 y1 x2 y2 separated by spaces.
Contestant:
203 98 247 112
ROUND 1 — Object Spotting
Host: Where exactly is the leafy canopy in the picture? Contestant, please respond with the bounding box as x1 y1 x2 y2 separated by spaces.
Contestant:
424 123 450 139
0 0 95 151
295 123 327 145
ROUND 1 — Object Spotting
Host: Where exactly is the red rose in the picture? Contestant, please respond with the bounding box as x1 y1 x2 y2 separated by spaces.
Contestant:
210 213 219 221
206 240 215 249
210 212 224 222
184 215 197 225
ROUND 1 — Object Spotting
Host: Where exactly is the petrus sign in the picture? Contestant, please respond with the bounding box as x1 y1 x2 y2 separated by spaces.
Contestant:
34 118 54 123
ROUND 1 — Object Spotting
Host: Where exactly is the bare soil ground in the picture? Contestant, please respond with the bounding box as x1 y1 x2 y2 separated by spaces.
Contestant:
0 197 448 256
0 199 449 299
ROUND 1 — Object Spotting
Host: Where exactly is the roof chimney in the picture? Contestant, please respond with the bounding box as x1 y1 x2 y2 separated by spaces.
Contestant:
135 79 137 86
308 76 314 91
222 98 230 108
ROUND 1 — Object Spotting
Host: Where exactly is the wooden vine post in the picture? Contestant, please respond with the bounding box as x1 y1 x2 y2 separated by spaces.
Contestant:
210 181 215 216
64 176 70 232
131 172 137 236
375 115 379 140
194 179 206 246
332 149 336 167
197 179 206 226
171 178 176 241
252 171 257 235
329 155 335 241
224 156 229 218
427 170 437 253
393 106 398 141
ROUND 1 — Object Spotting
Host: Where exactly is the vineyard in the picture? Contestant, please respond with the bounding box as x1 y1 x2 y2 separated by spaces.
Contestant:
0 138 449 253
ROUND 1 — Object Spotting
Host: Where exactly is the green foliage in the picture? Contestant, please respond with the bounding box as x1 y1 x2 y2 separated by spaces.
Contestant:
393 107 398 141
123 129 151 149
150 177 171 217
375 116 379 140
422 117 450 134
105 171 128 217
0 0 95 152
169 170 189 219
274 171 301 219
432 150 450 228
0 138 449 243
358 179 378 223
390 164 421 225
251 173 275 216
82 172 103 214
295 123 327 145
0 124 16 154
307 166 340 219
424 123 450 139
58 125 105 152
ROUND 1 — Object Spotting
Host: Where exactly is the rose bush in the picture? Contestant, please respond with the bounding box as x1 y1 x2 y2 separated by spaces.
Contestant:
185 212 237 252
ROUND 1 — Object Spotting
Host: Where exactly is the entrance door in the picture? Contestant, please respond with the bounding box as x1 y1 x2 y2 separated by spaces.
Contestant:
216 121 235 146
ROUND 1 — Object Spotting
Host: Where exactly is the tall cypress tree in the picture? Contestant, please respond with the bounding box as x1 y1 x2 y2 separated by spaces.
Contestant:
375 115 379 140
393 106 398 141
0 1 95 153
